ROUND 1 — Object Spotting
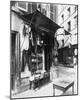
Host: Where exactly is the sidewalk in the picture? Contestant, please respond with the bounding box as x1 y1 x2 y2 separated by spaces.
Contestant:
12 79 76 99
12 82 53 98
12 65 77 99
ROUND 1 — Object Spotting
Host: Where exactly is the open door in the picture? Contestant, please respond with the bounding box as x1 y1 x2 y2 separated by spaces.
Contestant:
11 30 21 90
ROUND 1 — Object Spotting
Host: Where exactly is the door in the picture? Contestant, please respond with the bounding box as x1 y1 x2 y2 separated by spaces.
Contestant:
11 31 21 90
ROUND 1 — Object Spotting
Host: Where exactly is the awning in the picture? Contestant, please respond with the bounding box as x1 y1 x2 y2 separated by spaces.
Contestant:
21 10 60 37
12 9 70 37
20 10 70 35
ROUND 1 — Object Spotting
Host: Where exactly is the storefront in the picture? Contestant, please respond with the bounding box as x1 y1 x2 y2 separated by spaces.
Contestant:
58 46 73 64
11 8 71 92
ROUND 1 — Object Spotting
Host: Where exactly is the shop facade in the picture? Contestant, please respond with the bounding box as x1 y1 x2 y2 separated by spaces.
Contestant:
11 4 72 94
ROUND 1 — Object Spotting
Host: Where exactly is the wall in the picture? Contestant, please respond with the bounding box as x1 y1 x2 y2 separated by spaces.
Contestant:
11 5 30 78
11 9 29 52
57 4 78 46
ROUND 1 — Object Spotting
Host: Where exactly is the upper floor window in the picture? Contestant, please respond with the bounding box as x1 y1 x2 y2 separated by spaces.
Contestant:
74 15 77 28
50 4 53 12
42 8 46 15
11 1 17 7
67 21 71 32
67 7 71 17
61 14 64 22
32 3 37 12
37 4 41 11
74 6 77 12
18 1 26 10
28 3 32 13
50 13 53 21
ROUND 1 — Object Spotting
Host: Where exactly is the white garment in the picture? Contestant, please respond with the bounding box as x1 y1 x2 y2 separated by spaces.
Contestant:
29 75 34 81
